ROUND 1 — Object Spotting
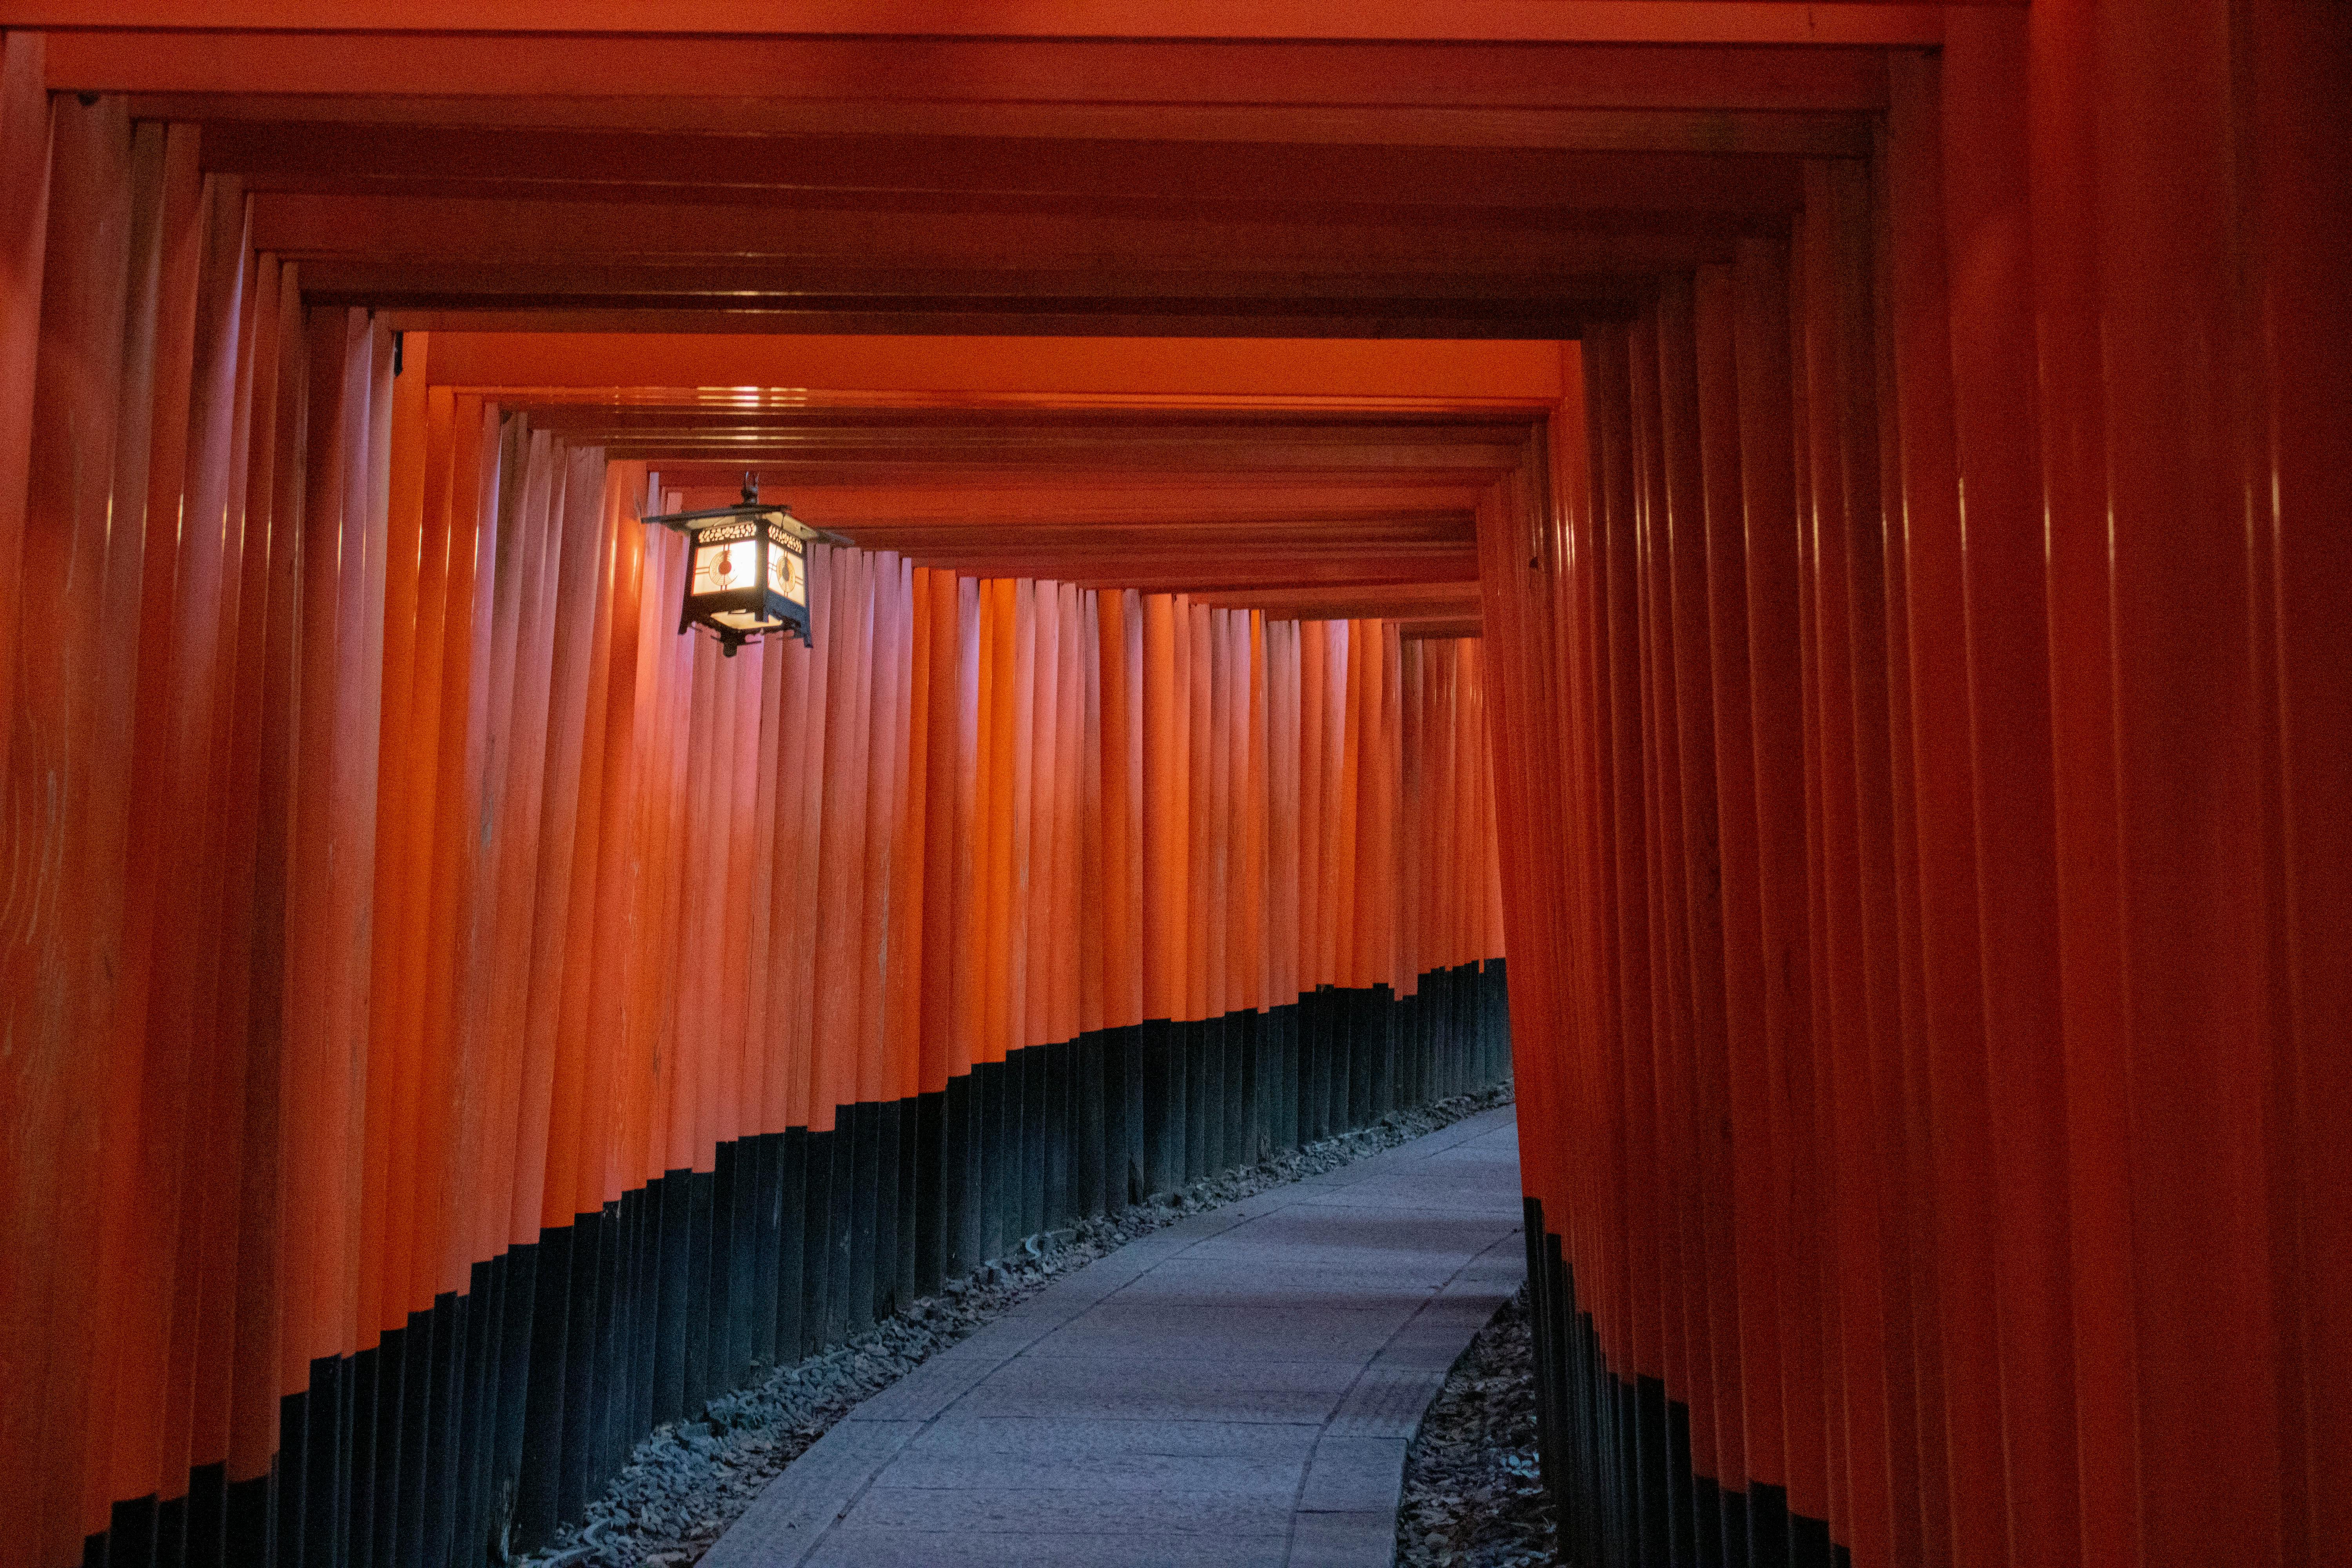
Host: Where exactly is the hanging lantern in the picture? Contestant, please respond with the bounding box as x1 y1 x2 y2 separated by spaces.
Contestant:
643 473 827 655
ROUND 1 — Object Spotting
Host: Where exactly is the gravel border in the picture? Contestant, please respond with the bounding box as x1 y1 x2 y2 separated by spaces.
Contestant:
1394 1284 1558 1568
519 1082 1517 1568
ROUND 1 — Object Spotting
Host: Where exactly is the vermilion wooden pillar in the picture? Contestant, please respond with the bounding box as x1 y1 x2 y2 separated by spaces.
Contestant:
2250 7 2352 1561
2023 9 2134 1564
0 31 47 800
2070 6 2286 1561
1938 17 2083 1566
9 95 137 1568
1882 46 1987 1568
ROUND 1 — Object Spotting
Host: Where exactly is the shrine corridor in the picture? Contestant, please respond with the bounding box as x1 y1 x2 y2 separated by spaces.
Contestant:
1 7 2346 1568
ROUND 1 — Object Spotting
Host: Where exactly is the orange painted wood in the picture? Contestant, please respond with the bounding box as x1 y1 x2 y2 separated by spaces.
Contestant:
216 258 291 1486
855 559 895 1098
1295 620 1326 997
1241 613 1268 1015
948 573 984 1081
0 30 47 811
1140 592 1178 1024
2251 14 2352 1553
1875 53 1997 1568
746 537 787 1134
485 421 559 1228
810 546 866 1121
1012 578 1044 1053
438 400 510 1252
1646 290 1699 1500
1181 600 1209 1024
891 563 934 1101
677 615 724 1168
546 445 623 1223
1691 265 1785 1504
2076 7 2287 1557
1266 619 1299 1016
358 307 425 1354
1223 611 1261 1020
1078 591 1107 1036
1924 20 2075 1566
782 543 830 1132
181 205 261 1486
78 121 177 1524
980 576 1017 1066
920 569 963 1089
394 367 459 1322
510 429 590 1215
1097 591 1141 1032
106 122 209 1507
853 554 899 1103
28 3 1955 46
283 304 375 1381
1052 585 1085 1047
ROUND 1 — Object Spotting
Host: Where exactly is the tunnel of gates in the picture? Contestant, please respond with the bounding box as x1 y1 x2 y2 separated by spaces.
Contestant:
1480 15 2351 1568
0 99 1511 1568
5 9 2350 1568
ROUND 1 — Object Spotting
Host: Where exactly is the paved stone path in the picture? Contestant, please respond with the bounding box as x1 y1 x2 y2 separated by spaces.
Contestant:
702 1107 1524 1568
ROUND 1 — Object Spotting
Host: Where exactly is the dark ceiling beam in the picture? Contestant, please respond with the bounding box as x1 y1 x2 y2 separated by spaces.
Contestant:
660 496 1478 534
351 302 1622 340
856 548 1475 574
206 126 1809 214
145 98 1875 157
655 484 1482 514
424 334 1563 401
1185 580 1484 614
256 202 1751 273
249 186 1784 233
619 461 1519 488
690 521 1475 548
654 484 1489 518
892 561 1480 593
14 2 1960 44
824 533 1480 555
593 444 1524 475
50 36 1892 111
534 409 1538 440
1397 617 1484 640
588 438 1525 470
376 306 1610 337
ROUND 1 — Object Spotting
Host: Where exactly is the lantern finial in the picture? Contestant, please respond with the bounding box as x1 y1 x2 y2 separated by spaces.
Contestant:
742 470 759 506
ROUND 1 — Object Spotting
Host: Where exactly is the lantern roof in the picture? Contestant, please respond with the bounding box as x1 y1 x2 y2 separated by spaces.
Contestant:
644 475 850 546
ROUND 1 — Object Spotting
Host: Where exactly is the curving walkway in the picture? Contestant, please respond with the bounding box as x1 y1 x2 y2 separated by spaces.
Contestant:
701 1107 1525 1568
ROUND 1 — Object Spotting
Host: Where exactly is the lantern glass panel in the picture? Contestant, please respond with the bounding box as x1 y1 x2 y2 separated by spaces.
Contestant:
692 536 757 596
768 534 805 601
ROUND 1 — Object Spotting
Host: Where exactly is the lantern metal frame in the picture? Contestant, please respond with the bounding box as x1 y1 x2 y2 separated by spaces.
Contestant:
641 473 839 656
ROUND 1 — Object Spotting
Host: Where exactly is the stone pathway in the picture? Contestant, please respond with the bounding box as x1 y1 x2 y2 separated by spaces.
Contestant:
700 1108 1524 1568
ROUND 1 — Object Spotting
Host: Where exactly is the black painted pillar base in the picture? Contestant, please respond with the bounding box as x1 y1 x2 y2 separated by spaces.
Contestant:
76 967 1512 1568
1522 1196 1848 1568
